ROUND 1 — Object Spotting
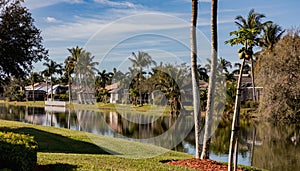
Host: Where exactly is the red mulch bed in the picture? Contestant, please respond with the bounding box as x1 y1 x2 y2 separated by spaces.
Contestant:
168 158 244 171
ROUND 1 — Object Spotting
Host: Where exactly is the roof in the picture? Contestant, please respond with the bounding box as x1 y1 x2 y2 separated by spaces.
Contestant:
105 82 120 90
25 82 68 93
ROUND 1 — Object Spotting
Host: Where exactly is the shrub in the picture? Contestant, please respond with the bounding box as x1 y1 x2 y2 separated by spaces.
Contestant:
0 132 38 171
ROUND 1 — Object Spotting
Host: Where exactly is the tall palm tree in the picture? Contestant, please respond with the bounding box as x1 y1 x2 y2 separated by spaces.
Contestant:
43 60 62 101
260 22 285 52
129 51 156 106
234 9 269 103
96 70 113 89
41 69 50 101
29 72 41 102
225 9 268 171
65 46 83 103
74 51 99 104
190 0 201 159
201 0 218 159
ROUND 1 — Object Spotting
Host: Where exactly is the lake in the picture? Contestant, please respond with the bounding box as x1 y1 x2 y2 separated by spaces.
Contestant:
0 104 299 171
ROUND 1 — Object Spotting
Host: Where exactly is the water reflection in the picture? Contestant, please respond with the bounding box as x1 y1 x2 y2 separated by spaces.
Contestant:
0 104 299 170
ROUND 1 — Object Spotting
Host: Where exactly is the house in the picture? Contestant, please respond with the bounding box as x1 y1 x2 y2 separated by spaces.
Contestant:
25 82 68 101
234 74 263 102
105 82 122 104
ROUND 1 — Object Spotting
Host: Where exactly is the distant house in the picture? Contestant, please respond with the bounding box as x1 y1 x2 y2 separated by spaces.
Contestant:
25 82 68 101
105 82 122 104
234 74 263 102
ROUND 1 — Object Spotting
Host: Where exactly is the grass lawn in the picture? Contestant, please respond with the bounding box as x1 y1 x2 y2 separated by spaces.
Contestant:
0 119 195 170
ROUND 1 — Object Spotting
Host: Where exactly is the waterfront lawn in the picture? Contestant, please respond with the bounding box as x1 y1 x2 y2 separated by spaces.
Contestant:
0 119 194 170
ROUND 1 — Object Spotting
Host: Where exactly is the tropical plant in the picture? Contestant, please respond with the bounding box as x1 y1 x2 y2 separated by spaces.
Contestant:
41 68 50 101
29 72 41 102
260 23 285 52
74 50 99 104
43 60 62 101
128 51 156 106
201 0 218 159
225 9 269 170
96 70 113 89
190 0 201 159
196 65 209 82
65 46 83 103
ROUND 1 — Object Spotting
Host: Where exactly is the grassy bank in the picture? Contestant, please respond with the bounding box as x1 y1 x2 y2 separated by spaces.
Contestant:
0 120 267 170
0 119 194 170
0 100 186 116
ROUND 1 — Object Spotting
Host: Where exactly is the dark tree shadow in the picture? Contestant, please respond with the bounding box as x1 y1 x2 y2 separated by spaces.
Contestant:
0 127 120 155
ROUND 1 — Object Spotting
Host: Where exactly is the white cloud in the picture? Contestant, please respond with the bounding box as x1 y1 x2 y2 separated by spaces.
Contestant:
93 0 141 9
45 17 58 23
24 0 84 10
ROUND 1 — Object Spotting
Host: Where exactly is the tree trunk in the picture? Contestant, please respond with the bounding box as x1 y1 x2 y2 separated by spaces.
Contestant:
201 0 218 159
68 77 72 104
191 0 201 159
32 84 35 102
228 58 245 171
250 57 256 103
51 77 53 101
46 77 48 101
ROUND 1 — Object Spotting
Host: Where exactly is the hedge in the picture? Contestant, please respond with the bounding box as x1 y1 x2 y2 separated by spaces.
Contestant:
0 132 38 171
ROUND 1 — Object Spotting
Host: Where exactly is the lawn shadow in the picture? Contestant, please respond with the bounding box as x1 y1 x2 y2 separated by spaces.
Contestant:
0 127 121 155
34 163 77 171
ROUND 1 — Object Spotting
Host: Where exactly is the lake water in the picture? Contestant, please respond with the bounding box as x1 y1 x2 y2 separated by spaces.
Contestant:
0 104 299 171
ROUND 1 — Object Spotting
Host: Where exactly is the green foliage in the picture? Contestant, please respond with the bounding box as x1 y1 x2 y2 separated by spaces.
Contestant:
58 93 69 101
256 30 300 120
0 131 37 171
96 89 109 103
0 1 48 78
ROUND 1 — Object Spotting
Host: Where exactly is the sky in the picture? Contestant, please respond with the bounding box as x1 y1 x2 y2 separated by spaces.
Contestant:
22 0 300 72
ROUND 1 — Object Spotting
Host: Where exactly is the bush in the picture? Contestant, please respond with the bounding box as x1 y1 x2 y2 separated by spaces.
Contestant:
0 132 38 171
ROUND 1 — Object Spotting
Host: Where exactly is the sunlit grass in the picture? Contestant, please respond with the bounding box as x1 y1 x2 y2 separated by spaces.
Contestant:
0 119 194 170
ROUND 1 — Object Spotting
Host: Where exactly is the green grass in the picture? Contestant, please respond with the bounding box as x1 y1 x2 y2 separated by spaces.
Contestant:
0 119 194 170
0 100 45 107
0 120 266 171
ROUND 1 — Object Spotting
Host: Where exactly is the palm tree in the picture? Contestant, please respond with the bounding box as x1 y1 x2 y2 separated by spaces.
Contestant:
260 22 285 52
225 9 268 171
96 70 113 89
201 0 218 159
43 60 62 101
190 0 201 159
74 51 99 104
41 69 50 101
196 65 209 82
65 46 83 103
232 62 251 75
29 72 40 102
129 51 156 106
234 9 269 103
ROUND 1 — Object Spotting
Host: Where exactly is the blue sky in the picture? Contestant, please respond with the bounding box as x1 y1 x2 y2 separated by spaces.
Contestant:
23 0 300 72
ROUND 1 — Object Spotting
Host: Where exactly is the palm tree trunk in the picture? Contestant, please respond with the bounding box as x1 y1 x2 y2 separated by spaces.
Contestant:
191 0 201 159
139 67 143 106
250 57 256 103
51 77 53 101
68 76 72 104
201 0 218 159
46 77 48 101
228 58 246 171
32 84 35 102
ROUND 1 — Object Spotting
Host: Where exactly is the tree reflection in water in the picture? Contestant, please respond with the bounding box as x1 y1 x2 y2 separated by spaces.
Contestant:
0 104 299 170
